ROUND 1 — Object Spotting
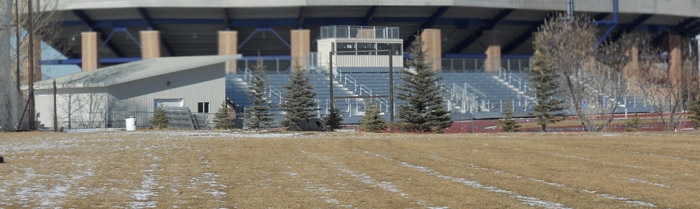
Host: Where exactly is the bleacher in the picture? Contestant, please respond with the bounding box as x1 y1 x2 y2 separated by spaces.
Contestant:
226 61 654 125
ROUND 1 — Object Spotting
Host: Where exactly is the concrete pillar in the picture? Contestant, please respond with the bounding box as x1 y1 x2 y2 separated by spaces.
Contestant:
421 29 442 71
81 32 100 72
21 37 41 83
218 31 238 74
484 31 501 72
140 30 161 59
669 36 682 85
623 46 640 92
291 29 310 69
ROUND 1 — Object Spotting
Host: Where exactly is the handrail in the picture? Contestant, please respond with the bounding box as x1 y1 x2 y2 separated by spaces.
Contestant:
344 74 358 92
359 84 372 96
268 86 283 104
463 82 486 98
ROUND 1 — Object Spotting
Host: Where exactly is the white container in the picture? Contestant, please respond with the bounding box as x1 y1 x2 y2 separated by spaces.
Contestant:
125 116 136 131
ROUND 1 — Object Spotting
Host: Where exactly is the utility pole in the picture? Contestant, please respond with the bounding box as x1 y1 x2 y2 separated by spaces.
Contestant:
329 51 334 113
388 45 394 133
28 0 35 130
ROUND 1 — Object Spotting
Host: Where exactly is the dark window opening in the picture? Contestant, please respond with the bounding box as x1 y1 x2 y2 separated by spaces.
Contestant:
198 102 210 113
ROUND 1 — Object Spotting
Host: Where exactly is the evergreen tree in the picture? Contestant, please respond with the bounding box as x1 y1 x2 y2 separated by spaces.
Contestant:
499 101 521 132
150 105 168 129
213 101 234 130
625 113 642 132
530 44 567 132
245 55 274 130
688 95 700 130
281 64 318 130
397 35 452 133
323 102 344 131
361 100 386 133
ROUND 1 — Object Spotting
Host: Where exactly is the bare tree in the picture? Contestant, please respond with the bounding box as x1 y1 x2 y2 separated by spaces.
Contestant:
536 13 631 131
636 34 699 131
11 0 67 86
6 0 67 130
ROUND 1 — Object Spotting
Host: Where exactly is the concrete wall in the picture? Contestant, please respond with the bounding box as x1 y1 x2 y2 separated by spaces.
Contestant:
34 63 225 129
56 0 700 18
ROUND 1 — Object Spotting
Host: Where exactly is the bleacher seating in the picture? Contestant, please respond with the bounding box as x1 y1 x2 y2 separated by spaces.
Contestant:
226 65 653 125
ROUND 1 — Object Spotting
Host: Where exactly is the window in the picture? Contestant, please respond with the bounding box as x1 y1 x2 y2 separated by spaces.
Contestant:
377 43 402 55
197 102 210 113
336 42 356 53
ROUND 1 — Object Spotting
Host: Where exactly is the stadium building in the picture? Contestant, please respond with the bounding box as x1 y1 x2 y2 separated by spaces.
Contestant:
29 0 700 128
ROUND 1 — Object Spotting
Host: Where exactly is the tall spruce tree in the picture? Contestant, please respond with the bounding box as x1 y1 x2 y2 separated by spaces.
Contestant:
530 44 567 132
361 100 386 133
323 102 344 131
213 101 234 130
245 56 274 130
281 64 318 130
499 101 521 132
397 35 452 133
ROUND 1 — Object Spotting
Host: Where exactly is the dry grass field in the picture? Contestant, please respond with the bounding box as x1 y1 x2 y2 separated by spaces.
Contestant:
1 130 699 208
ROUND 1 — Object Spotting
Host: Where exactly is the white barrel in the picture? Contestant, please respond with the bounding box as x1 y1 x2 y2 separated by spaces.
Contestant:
125 116 136 131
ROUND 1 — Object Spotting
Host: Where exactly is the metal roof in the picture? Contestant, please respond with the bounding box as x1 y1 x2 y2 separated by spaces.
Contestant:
33 55 239 89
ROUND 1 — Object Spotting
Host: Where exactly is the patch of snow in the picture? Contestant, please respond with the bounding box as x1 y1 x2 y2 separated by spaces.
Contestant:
597 193 656 207
629 178 667 188
399 162 571 209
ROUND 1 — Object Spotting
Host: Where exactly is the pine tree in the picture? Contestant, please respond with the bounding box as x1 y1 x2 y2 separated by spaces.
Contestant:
150 106 168 129
530 43 567 132
245 55 274 130
281 64 318 130
625 113 641 132
213 101 234 130
361 100 386 133
397 35 452 133
688 95 700 130
323 102 344 131
499 101 521 132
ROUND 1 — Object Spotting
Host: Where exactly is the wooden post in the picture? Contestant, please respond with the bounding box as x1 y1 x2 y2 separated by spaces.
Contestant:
53 79 57 132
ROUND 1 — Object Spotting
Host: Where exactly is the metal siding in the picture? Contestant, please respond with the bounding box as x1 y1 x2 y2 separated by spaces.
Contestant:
35 88 109 129
108 63 225 128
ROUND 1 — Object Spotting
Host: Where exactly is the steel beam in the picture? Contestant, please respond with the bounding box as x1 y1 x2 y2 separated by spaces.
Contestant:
363 6 378 25
610 14 652 42
298 7 305 28
403 6 449 50
448 9 514 54
595 0 619 47
71 10 126 57
223 8 231 30
677 18 700 36
137 8 175 56
502 12 555 54
40 57 142 65
238 28 290 49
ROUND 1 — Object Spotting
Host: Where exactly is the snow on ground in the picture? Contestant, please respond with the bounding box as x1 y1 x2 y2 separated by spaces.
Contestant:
363 151 571 209
425 152 657 208
129 154 161 208
301 150 448 209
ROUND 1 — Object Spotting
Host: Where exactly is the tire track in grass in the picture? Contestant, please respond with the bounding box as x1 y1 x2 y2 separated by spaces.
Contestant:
300 150 446 209
129 153 161 208
362 150 571 209
396 143 660 209
481 146 660 207
432 152 658 208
